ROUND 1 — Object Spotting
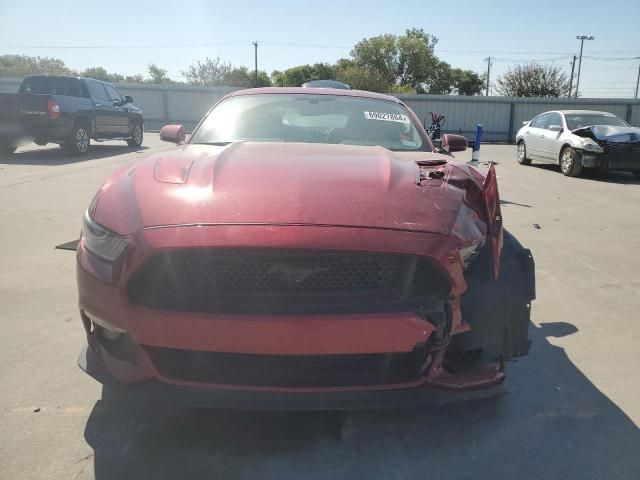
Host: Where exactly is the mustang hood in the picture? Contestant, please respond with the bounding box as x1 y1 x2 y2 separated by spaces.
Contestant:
94 142 488 239
573 125 640 143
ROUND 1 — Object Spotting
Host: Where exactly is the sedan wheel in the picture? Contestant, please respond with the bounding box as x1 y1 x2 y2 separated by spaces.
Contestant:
560 147 583 177
517 142 531 165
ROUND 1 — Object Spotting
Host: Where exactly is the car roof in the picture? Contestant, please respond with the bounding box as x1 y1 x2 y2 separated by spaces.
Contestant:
226 87 402 104
544 110 616 116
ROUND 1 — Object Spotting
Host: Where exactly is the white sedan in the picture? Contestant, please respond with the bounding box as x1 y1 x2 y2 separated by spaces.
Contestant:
515 110 640 178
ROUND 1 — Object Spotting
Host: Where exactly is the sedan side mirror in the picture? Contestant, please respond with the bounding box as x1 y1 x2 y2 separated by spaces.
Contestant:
440 133 467 153
548 124 563 132
160 124 186 144
124 95 133 104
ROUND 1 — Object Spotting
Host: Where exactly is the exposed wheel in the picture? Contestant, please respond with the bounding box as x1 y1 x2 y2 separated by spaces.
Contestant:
559 147 582 177
516 142 531 165
127 123 143 148
64 123 90 155
1 146 17 155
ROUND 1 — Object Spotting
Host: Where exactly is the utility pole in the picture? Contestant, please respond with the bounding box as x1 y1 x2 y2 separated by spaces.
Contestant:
568 55 576 98
253 41 258 87
575 35 594 98
484 57 492 96
634 57 640 100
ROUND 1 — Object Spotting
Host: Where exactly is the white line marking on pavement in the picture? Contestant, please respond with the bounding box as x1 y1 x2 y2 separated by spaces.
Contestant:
574 257 640 297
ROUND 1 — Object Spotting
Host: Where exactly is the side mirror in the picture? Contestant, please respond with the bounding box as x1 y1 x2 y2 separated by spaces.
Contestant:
160 124 186 144
124 95 133 104
112 99 122 106
548 124 563 132
522 120 530 126
440 133 467 153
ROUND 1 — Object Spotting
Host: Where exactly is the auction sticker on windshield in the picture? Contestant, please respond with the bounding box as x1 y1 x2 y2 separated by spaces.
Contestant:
364 111 410 123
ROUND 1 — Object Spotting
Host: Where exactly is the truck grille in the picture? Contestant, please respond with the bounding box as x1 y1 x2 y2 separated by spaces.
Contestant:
127 248 449 314
144 346 428 388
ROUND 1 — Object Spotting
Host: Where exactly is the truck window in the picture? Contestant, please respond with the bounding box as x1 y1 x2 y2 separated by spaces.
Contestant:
104 84 123 104
86 82 110 104
19 77 83 97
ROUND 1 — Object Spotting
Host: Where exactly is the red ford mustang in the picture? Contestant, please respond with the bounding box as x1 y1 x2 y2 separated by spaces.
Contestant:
77 87 535 409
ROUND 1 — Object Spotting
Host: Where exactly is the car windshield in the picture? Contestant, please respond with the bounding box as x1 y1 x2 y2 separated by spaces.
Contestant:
565 113 629 130
190 94 428 151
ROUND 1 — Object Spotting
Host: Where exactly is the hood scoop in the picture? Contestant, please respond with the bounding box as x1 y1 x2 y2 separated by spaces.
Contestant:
416 160 448 187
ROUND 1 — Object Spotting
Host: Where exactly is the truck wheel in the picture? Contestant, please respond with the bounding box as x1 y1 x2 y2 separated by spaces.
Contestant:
127 123 143 148
559 147 582 177
516 141 531 165
1 146 17 155
64 124 90 155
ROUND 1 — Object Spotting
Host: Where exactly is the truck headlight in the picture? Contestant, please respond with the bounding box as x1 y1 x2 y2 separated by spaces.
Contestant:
81 210 127 261
578 138 603 153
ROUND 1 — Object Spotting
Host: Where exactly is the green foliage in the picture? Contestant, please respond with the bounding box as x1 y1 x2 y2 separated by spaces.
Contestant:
147 64 172 83
181 57 230 86
223 66 271 87
451 69 486 96
333 59 389 92
271 63 335 87
81 66 123 83
0 55 75 77
496 63 570 97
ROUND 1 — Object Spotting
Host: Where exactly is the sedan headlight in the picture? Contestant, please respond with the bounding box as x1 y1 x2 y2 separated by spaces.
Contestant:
578 138 603 153
81 210 127 261
459 241 483 269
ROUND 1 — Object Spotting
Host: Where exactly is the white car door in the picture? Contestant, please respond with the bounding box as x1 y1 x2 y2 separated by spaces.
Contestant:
538 112 564 162
523 113 550 159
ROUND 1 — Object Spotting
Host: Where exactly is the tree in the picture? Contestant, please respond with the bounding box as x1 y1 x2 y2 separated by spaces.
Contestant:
496 63 570 97
124 74 145 83
0 55 75 77
81 67 124 83
147 64 171 83
451 69 485 96
222 66 271 87
333 59 392 92
349 28 439 91
271 63 334 87
182 57 231 86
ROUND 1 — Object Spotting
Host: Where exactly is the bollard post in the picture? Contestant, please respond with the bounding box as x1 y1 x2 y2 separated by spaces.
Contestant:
470 124 484 163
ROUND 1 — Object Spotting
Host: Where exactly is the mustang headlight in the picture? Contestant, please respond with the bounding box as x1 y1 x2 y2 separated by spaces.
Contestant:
81 210 127 261
459 241 483 269
578 138 603 153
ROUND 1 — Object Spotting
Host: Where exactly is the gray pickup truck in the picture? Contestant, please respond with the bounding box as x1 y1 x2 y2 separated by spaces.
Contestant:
0 75 144 155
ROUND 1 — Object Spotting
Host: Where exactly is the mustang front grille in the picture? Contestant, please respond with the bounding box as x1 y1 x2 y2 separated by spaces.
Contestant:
127 248 449 314
144 346 428 388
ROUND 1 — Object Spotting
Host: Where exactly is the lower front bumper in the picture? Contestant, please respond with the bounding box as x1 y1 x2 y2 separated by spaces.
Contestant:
78 345 505 410
581 151 640 171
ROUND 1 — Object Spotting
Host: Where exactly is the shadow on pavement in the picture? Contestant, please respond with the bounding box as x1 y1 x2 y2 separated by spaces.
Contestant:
0 144 148 166
531 163 640 185
83 322 640 480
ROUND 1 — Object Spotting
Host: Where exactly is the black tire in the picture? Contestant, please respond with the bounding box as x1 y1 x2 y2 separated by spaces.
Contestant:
559 146 583 177
516 141 531 165
64 123 90 155
1 146 17 155
127 122 143 148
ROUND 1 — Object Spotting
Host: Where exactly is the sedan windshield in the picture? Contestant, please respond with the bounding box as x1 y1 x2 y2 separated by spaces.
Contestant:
565 113 629 130
190 94 428 151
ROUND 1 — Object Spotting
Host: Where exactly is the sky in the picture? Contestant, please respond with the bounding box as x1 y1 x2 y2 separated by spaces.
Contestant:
1 0 639 98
